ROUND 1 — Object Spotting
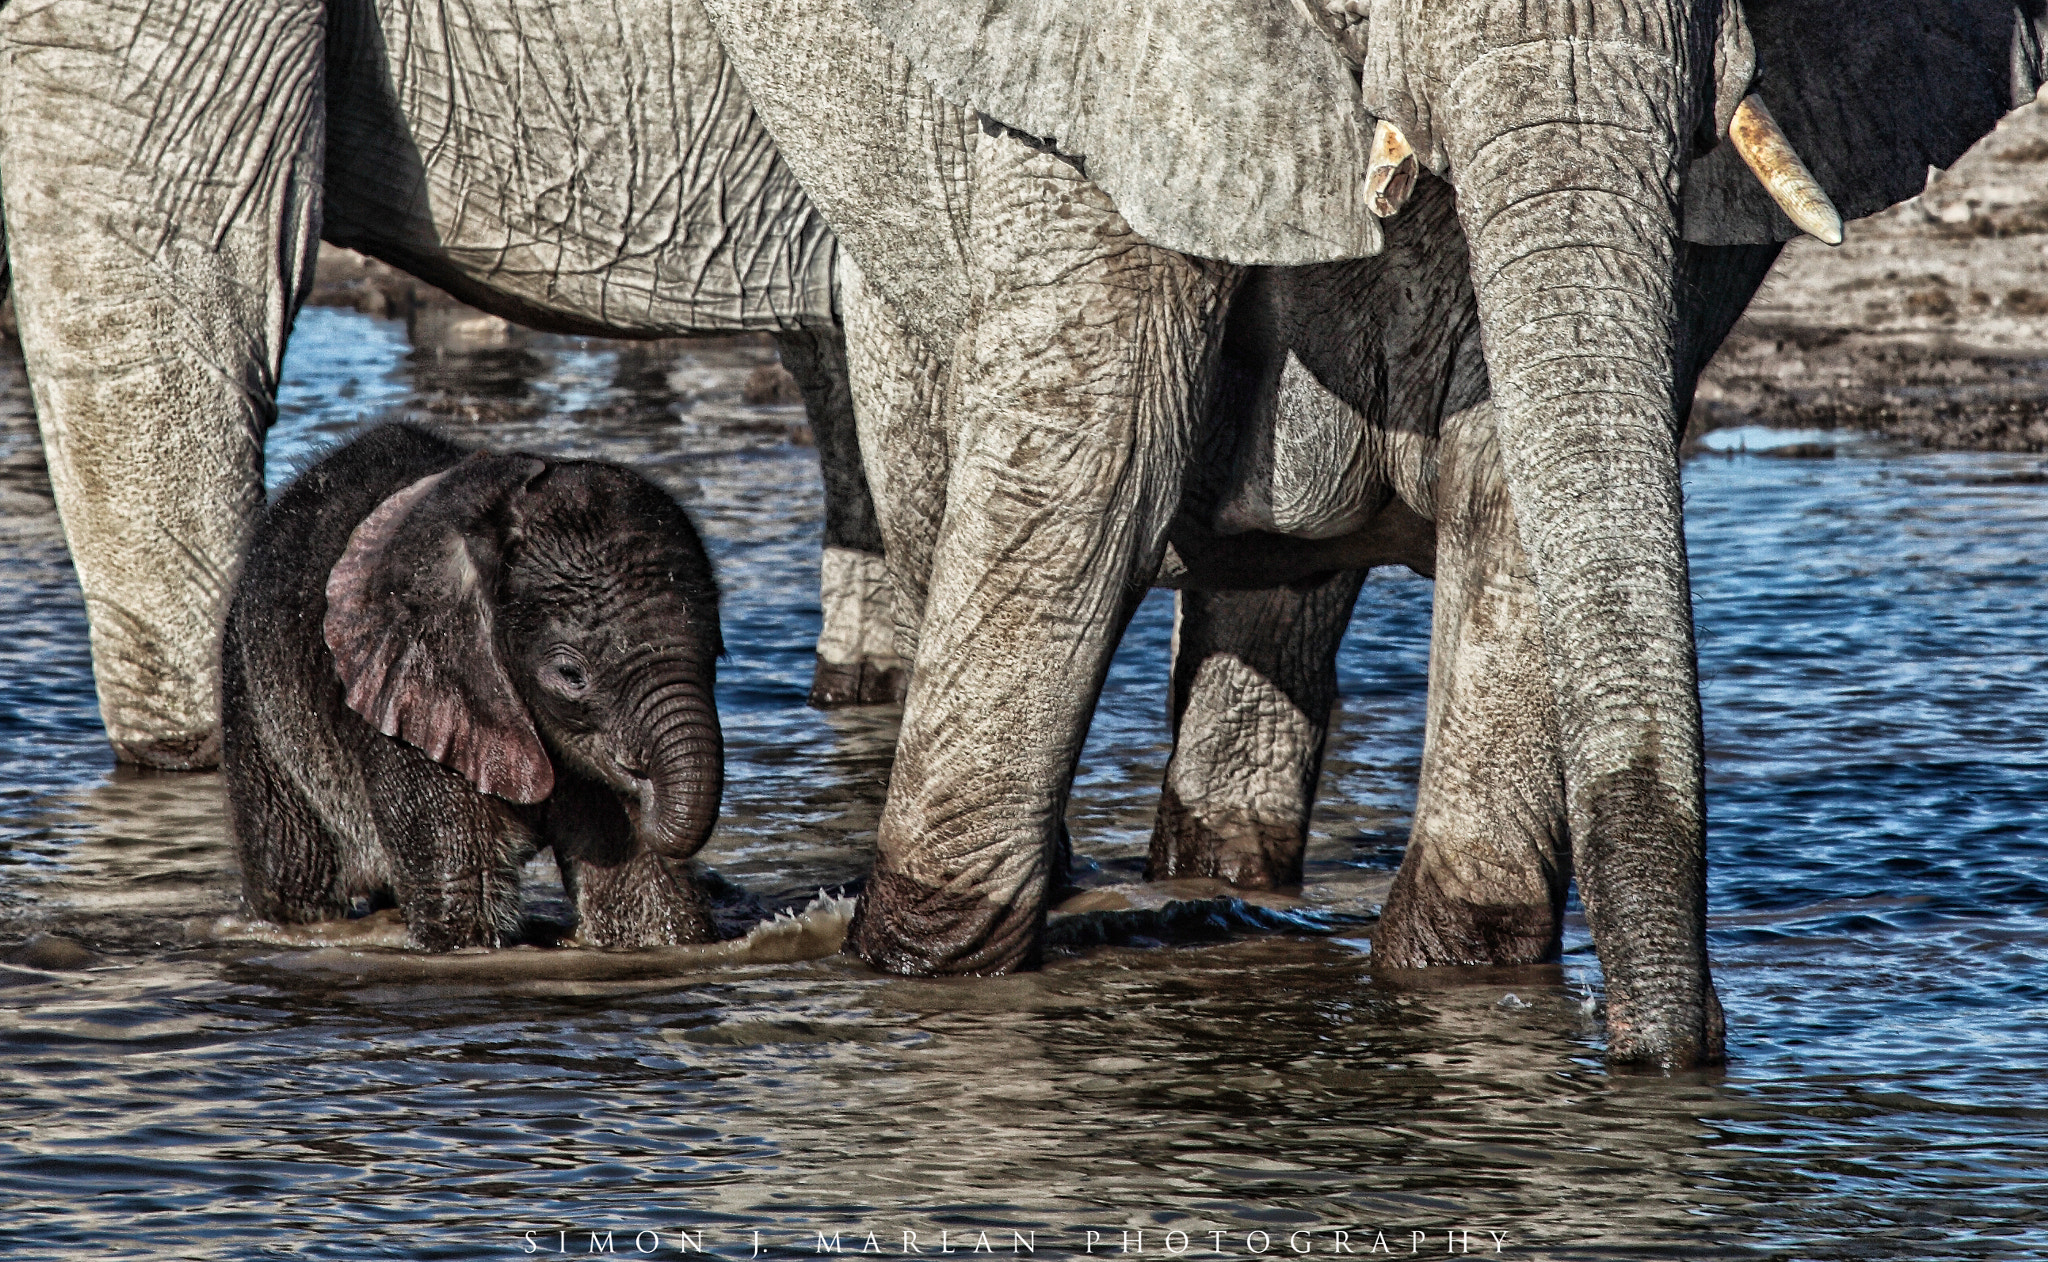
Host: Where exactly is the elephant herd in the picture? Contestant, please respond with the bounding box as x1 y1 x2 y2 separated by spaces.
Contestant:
2 0 2043 1068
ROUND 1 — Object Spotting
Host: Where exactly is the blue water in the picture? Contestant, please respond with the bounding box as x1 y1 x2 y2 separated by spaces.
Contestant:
0 309 2043 1259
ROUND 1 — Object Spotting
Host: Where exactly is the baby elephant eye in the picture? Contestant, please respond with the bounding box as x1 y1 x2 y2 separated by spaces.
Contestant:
546 655 590 695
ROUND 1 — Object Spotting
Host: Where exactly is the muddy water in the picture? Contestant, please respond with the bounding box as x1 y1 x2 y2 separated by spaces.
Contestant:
0 311 2044 1259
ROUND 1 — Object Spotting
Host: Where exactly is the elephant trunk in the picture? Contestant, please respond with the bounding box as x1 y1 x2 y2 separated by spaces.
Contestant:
1448 30 1721 1067
628 658 724 863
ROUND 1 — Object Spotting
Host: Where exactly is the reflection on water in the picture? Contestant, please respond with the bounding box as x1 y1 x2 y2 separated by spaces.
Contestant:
0 311 2044 1258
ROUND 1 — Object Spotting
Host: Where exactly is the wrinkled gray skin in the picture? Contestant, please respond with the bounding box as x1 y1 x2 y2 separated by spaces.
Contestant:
0 0 871 768
706 0 2048 1065
779 328 911 707
0 0 1330 899
224 424 725 950
1159 185 1781 976
4 0 2039 1065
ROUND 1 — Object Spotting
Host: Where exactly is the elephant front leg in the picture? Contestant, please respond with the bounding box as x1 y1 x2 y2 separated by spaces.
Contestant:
777 328 910 707
0 0 324 767
1148 573 1365 890
843 131 1236 975
368 759 536 952
1376 403 1571 966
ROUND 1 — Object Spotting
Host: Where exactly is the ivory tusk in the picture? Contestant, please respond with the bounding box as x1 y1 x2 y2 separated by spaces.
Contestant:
1366 120 1420 219
1728 94 1844 246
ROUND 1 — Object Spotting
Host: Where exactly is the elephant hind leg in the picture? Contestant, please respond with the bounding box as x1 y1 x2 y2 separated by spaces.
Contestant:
808 546 909 707
776 328 911 707
223 714 350 927
0 0 325 767
1147 573 1365 891
1375 402 1570 968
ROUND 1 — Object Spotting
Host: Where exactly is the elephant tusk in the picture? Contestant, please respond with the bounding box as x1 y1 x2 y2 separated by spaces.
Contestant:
1366 120 1420 219
1728 94 1844 246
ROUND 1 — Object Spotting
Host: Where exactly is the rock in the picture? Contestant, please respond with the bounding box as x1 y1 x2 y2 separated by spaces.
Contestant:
743 362 803 406
5 933 101 971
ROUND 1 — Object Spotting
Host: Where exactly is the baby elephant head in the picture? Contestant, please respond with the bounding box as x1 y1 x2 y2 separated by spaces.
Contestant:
323 451 723 864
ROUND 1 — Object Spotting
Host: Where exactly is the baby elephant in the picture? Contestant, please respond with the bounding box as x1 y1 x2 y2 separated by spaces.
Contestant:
223 424 725 949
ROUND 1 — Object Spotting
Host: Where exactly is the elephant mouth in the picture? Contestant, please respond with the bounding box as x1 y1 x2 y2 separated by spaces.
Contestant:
617 764 653 826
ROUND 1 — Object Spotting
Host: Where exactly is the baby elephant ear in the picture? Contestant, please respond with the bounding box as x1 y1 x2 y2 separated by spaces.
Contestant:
323 454 556 804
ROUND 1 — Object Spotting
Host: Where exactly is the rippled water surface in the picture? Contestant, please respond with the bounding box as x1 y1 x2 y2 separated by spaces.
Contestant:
0 309 2044 1260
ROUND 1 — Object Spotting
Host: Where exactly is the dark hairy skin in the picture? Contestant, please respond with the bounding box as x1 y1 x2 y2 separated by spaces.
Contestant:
222 424 724 950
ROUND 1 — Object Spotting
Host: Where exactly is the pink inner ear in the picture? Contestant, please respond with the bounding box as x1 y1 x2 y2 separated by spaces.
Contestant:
325 469 454 631
323 466 555 804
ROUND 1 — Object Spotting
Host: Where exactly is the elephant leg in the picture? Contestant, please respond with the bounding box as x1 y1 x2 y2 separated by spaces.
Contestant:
844 131 1237 974
364 745 534 951
838 255 950 670
776 327 910 707
547 777 716 949
1376 401 1570 967
1148 572 1366 890
562 846 716 949
0 0 324 767
222 707 349 925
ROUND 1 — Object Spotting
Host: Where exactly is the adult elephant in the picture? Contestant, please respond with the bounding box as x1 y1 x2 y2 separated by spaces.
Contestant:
1156 190 1782 970
702 0 2048 1066
0 0 895 769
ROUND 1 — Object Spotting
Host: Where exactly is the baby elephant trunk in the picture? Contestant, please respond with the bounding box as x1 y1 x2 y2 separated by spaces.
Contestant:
631 665 724 863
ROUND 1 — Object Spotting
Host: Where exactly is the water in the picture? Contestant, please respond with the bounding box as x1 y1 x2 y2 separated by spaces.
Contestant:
0 311 2044 1259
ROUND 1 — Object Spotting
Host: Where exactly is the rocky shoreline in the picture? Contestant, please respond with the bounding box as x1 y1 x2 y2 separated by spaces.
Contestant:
1690 98 2048 453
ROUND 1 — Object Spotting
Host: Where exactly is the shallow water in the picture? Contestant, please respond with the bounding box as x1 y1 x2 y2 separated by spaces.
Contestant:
0 312 2044 1259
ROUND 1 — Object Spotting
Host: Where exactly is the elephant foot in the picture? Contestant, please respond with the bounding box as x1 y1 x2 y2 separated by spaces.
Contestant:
567 854 718 948
807 656 909 707
1145 784 1304 891
397 883 525 952
809 547 909 708
1602 979 1727 1071
112 727 223 772
1373 858 1561 968
844 868 1042 975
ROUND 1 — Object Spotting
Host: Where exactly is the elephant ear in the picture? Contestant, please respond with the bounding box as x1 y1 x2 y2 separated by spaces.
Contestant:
1685 0 2048 243
853 0 1381 264
324 453 555 804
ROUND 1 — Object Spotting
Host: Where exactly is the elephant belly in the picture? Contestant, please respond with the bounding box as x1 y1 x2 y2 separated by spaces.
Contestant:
322 0 837 337
1212 351 1384 540
1179 347 1442 588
